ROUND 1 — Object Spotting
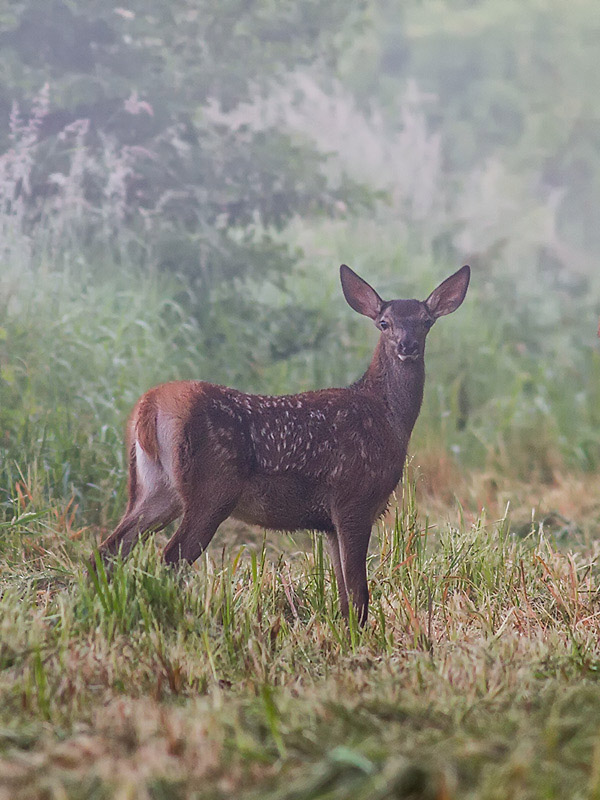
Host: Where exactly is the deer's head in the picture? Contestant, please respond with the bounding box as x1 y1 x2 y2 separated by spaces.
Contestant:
340 264 470 363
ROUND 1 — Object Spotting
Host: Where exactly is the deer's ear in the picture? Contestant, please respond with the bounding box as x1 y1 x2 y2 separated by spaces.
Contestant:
425 265 470 319
340 264 384 320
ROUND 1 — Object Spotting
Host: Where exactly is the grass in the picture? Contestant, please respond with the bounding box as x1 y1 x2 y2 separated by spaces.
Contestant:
2 473 600 799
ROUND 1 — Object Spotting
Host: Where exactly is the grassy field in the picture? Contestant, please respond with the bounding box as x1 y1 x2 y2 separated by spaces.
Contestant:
3 476 600 799
2 222 600 798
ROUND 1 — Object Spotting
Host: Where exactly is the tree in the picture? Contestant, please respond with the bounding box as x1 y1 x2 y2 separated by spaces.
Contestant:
0 0 368 289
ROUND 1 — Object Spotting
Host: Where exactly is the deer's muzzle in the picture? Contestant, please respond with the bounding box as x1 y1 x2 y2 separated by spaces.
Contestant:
397 339 420 361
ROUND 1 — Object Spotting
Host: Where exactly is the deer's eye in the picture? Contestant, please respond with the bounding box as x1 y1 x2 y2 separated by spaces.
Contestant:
379 319 389 330
424 318 434 330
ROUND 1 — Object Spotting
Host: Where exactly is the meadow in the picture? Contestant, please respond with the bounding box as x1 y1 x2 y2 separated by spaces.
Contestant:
3 4 600 791
2 214 600 799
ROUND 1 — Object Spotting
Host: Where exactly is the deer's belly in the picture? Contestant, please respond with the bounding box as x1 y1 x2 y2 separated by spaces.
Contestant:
231 474 334 533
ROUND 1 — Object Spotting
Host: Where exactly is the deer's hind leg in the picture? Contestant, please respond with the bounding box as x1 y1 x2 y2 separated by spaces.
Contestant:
162 469 242 565
97 441 182 564
162 502 234 565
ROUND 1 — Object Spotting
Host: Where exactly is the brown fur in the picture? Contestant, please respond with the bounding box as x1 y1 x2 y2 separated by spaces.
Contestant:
96 264 470 624
133 395 159 461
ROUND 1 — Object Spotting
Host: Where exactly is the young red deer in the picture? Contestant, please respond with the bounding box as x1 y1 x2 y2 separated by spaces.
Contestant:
97 264 470 623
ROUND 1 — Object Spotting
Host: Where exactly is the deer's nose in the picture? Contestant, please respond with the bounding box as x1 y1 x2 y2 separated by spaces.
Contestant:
398 338 419 356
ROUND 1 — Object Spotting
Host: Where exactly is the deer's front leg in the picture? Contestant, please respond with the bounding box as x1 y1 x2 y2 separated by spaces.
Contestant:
325 531 349 619
333 507 372 625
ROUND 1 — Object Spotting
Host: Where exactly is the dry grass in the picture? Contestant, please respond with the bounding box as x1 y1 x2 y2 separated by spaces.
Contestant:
414 452 600 541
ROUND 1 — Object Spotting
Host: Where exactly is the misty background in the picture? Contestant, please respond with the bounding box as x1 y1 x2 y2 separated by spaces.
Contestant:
1 0 600 522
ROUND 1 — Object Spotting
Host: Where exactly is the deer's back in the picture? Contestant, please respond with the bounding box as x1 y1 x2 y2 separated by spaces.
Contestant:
154 381 402 471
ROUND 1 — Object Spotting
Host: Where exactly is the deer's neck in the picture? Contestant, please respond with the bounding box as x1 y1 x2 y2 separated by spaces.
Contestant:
356 340 425 440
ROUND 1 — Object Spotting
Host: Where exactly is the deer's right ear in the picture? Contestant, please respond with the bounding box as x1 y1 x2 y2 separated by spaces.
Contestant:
340 265 384 320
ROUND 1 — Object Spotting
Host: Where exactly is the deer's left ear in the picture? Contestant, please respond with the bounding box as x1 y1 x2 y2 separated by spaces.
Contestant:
425 265 470 318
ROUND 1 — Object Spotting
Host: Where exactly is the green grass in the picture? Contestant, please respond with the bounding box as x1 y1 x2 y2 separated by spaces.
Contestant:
2 477 600 798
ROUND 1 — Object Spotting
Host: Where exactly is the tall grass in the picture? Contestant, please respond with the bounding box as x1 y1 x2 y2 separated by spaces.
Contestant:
0 253 202 523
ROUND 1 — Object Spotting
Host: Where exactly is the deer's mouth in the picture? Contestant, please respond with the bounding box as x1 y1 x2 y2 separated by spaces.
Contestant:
398 353 420 362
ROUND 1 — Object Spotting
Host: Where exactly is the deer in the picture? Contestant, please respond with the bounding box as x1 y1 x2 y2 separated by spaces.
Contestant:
95 263 470 624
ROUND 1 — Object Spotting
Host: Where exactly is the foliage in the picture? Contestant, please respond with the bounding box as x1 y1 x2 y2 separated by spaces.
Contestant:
0 0 369 293
341 0 600 259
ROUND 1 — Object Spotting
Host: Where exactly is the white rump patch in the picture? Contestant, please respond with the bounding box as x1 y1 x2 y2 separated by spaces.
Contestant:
134 410 180 499
134 425 182 523
135 441 168 497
